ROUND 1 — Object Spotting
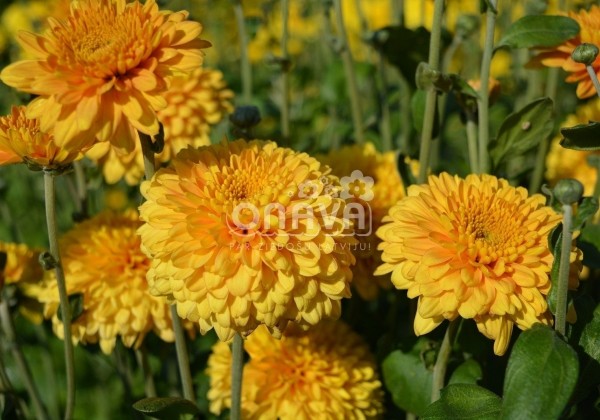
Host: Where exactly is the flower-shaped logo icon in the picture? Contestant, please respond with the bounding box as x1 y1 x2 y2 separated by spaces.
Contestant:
298 180 321 198
340 170 374 201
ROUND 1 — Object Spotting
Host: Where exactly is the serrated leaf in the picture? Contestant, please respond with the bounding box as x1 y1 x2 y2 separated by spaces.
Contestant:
569 300 600 398
502 324 579 420
57 293 84 323
448 359 483 385
132 397 199 420
497 15 580 49
382 342 434 416
489 98 554 169
560 122 600 151
422 384 501 420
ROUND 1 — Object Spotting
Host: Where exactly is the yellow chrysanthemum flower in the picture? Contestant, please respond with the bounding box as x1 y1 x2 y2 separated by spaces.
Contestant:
0 241 42 286
36 209 189 354
206 321 385 419
0 0 210 153
0 105 82 169
86 68 234 185
138 140 357 341
320 143 406 300
533 5 600 99
546 98 600 196
376 173 563 356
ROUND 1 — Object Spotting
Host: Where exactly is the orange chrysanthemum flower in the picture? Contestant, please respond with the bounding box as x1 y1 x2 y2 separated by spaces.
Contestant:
376 173 563 355
0 105 82 169
86 67 234 185
138 140 357 341
206 321 385 419
533 6 600 99
546 98 600 196
320 143 407 300
0 0 210 153
36 209 191 354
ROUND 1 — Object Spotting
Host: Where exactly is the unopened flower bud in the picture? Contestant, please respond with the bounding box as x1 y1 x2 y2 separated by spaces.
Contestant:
554 179 584 205
455 14 480 38
230 105 261 129
571 43 599 66
39 251 57 270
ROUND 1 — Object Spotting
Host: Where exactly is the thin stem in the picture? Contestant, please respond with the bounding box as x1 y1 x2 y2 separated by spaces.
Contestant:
135 347 157 398
431 319 459 402
586 65 600 98
394 0 404 26
477 0 498 174
0 341 14 392
466 113 479 173
43 171 75 420
332 0 365 144
378 53 393 151
417 0 445 183
139 132 195 402
555 204 573 336
232 0 252 104
73 161 88 219
230 333 244 420
280 0 290 143
0 300 49 420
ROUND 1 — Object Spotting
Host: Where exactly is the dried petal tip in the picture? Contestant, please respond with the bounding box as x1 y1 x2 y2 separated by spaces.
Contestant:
572 43 600 66
554 178 584 205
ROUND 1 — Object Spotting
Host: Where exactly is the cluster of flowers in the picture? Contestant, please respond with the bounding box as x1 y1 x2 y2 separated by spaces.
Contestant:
1 0 598 417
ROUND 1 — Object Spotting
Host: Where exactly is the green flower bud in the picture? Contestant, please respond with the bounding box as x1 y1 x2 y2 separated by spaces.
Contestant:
39 251 57 271
455 14 480 38
554 179 584 205
571 43 600 66
229 105 262 129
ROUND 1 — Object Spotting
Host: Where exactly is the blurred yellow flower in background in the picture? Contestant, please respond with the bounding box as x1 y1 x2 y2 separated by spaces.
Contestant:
0 241 41 286
320 143 407 300
206 321 385 419
0 0 210 153
533 5 600 99
36 209 190 354
547 99 600 195
138 140 356 341
376 173 563 355
0 105 83 169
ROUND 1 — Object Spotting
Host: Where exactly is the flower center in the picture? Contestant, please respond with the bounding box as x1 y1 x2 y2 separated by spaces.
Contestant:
54 1 153 78
456 196 528 265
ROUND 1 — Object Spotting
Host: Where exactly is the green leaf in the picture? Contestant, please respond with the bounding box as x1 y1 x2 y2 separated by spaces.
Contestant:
497 15 580 49
502 324 579 420
57 293 84 323
132 397 200 420
572 197 599 231
370 26 432 88
422 384 501 420
382 340 434 416
569 300 600 397
397 153 416 189
548 227 562 315
489 98 554 170
560 122 600 151
579 224 600 269
448 359 483 385
411 89 440 138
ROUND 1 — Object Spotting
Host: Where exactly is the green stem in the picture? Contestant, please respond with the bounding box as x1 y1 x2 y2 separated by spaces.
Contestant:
394 0 404 25
232 0 253 104
555 204 573 336
466 113 479 173
378 53 393 151
417 0 444 184
280 0 290 143
586 65 600 98
230 333 244 420
431 319 459 402
0 300 49 420
477 0 498 174
135 347 157 398
43 171 75 420
73 161 88 219
0 336 14 392
139 132 195 402
332 0 365 144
